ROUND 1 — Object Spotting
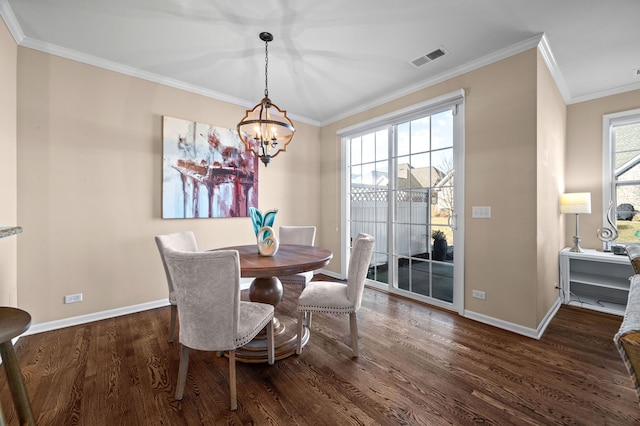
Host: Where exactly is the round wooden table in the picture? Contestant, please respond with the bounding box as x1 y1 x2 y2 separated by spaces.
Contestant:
217 244 332 362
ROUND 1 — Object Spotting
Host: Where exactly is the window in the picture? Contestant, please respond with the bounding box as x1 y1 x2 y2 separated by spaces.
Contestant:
603 108 640 243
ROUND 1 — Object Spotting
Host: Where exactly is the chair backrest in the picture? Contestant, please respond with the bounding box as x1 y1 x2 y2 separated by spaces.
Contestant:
347 233 375 310
163 248 241 351
155 232 199 295
279 226 316 246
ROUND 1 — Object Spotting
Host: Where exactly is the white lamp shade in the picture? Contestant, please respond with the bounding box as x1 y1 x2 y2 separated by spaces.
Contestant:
560 192 592 214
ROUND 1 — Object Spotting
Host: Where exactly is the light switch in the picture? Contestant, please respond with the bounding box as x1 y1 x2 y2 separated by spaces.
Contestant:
472 206 491 218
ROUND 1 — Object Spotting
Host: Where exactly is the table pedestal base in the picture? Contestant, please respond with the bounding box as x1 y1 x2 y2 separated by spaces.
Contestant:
233 276 308 363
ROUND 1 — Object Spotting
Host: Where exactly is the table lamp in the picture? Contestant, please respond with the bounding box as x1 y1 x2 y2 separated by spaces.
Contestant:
560 192 592 252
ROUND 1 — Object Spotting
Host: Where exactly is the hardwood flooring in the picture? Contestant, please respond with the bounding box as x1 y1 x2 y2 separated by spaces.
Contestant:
1 278 639 425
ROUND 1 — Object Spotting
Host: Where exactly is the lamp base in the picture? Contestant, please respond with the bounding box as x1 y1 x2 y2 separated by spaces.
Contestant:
569 235 584 253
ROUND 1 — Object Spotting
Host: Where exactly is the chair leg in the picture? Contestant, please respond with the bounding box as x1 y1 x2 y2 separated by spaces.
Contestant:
229 350 237 410
305 311 312 328
349 312 359 358
267 319 275 365
296 311 304 355
168 304 177 343
175 345 190 400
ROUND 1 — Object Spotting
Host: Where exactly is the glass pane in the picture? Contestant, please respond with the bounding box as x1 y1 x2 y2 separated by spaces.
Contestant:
375 160 389 187
397 122 410 156
617 160 640 182
350 165 362 185
431 225 451 261
376 130 389 161
411 224 428 258
432 148 453 186
396 256 411 292
350 137 362 165
362 133 376 163
410 117 430 154
409 259 431 297
395 156 411 189
395 223 411 257
409 153 430 188
432 110 454 150
432 262 453 302
616 185 640 243
361 163 376 185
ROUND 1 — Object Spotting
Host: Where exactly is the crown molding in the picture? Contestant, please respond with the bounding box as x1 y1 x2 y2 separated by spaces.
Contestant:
537 33 571 103
0 0 24 43
568 81 640 105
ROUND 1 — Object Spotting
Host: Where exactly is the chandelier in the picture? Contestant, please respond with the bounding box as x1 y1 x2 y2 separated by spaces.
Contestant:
237 32 295 167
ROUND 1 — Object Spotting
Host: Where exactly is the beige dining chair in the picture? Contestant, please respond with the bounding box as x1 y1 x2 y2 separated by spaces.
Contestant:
155 231 199 343
163 248 275 410
295 233 375 358
278 226 317 288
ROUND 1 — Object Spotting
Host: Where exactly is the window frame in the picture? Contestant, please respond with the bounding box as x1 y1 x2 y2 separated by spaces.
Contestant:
602 107 640 246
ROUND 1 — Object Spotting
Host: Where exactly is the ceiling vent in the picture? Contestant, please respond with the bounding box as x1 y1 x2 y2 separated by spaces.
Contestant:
410 47 448 68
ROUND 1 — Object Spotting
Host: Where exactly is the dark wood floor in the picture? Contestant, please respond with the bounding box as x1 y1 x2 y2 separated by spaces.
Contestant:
2 277 639 425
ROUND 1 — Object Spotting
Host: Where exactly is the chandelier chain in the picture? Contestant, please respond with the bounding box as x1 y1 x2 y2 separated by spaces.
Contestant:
264 38 269 98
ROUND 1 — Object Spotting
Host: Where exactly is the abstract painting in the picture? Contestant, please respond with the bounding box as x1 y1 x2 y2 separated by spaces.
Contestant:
162 116 258 219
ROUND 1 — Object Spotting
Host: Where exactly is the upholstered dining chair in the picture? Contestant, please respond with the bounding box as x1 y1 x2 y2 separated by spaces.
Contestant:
155 231 199 343
278 226 317 288
296 233 375 358
163 248 275 410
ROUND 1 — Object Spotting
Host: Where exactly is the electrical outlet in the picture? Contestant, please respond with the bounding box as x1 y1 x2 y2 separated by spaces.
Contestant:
472 290 486 300
64 293 83 304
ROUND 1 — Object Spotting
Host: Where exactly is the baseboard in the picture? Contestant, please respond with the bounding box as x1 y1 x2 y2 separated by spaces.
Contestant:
22 299 170 337
22 274 324 337
463 296 562 339
318 268 345 280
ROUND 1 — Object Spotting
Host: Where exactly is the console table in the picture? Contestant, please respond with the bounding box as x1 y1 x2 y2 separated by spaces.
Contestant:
559 248 634 316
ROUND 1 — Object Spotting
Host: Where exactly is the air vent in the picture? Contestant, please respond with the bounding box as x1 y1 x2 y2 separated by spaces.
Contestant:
410 47 448 68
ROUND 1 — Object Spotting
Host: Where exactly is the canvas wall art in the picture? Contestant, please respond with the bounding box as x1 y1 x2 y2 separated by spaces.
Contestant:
162 116 258 219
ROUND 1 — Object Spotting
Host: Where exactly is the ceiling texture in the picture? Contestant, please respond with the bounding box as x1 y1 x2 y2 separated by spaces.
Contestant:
2 0 639 125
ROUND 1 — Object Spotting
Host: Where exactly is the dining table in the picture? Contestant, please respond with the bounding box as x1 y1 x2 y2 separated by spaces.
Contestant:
215 243 333 363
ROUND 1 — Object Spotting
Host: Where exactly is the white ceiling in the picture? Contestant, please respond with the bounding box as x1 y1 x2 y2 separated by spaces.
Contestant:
2 0 640 125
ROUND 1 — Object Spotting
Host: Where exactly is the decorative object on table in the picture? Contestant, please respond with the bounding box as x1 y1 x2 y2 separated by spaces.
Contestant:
560 192 592 253
162 116 258 219
431 229 448 261
257 226 279 256
237 32 295 167
597 200 619 252
249 207 279 255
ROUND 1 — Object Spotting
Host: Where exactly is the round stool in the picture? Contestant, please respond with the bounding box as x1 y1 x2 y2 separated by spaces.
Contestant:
0 307 35 426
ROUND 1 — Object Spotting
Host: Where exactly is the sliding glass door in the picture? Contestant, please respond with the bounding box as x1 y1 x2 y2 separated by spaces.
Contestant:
343 93 464 312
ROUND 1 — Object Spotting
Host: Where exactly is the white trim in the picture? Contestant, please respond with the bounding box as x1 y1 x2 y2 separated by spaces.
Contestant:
23 299 170 336
537 34 571 103
0 0 24 43
464 297 562 340
569 82 640 106
318 268 346 281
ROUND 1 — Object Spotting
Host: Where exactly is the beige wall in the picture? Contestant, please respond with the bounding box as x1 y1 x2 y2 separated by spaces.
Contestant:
566 89 640 249
321 49 549 329
0 17 18 307
16 48 321 323
536 50 566 323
